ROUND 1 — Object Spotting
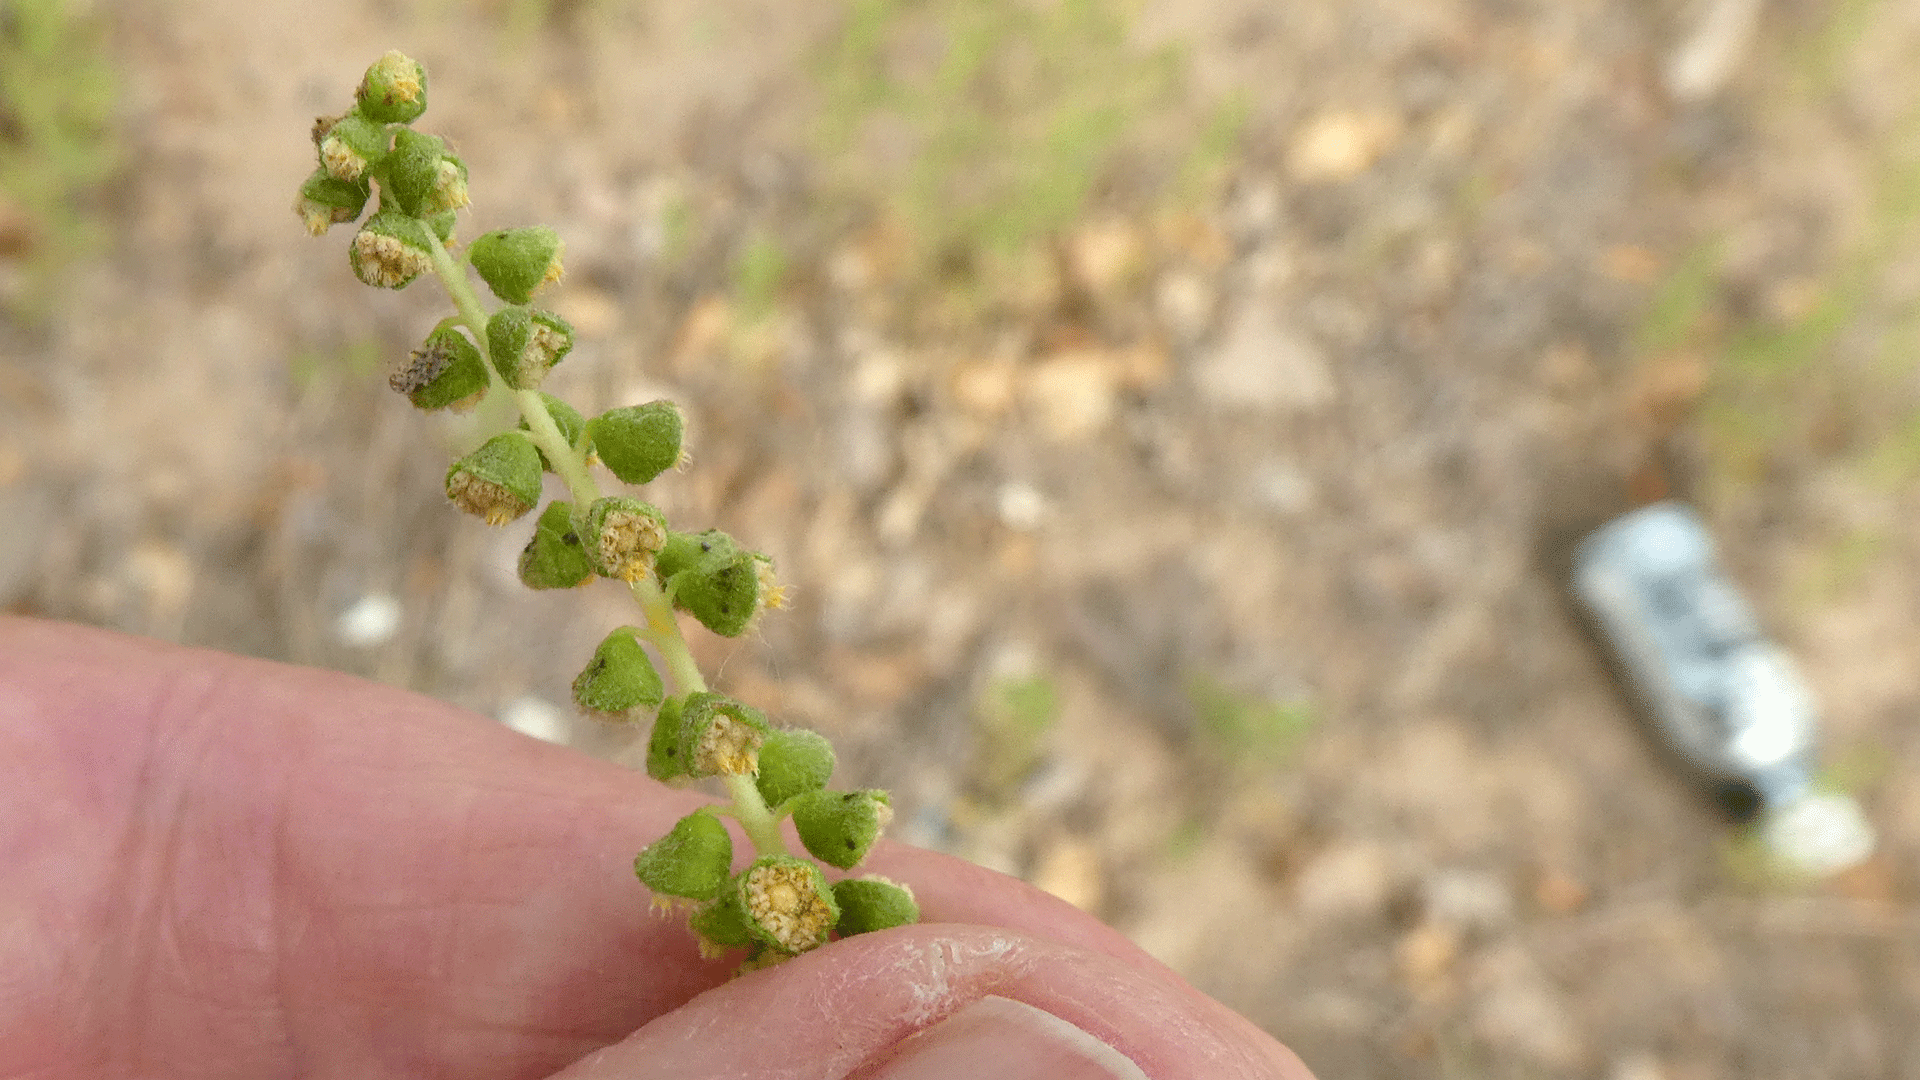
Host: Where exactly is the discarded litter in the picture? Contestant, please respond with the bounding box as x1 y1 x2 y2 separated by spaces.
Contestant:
1572 501 1873 875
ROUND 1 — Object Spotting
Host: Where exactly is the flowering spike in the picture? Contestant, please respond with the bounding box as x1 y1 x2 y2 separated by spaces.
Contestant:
444 431 542 525
582 496 668 581
755 729 836 807
790 789 892 870
587 401 684 485
381 128 454 217
296 168 371 236
831 877 919 936
654 529 770 637
469 226 566 304
486 305 575 389
633 809 733 901
349 211 435 289
677 692 770 778
391 325 487 411
737 855 838 955
518 500 594 589
315 113 389 183
572 626 665 720
646 696 689 781
356 50 427 124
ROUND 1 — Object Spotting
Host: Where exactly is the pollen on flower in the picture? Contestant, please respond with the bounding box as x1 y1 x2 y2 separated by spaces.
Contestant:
539 241 567 291
352 230 432 289
320 135 370 182
297 195 349 237
433 159 470 210
597 507 667 581
743 862 834 954
370 50 423 104
694 714 762 776
447 472 531 526
755 560 790 611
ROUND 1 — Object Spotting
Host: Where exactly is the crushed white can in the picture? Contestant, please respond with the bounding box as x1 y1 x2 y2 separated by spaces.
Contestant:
1572 501 1874 874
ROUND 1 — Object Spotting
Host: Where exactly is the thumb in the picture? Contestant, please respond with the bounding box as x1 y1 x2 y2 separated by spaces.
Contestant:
552 923 1313 1080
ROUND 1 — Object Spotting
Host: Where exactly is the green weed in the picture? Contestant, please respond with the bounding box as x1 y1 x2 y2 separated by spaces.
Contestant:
1185 675 1314 770
812 0 1214 285
0 0 117 316
972 674 1060 796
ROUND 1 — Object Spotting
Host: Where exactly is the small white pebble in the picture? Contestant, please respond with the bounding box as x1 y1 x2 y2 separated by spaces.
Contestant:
499 696 569 744
335 592 402 647
996 481 1047 531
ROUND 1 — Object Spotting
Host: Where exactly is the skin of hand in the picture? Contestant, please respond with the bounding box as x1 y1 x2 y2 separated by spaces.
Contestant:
0 616 1313 1080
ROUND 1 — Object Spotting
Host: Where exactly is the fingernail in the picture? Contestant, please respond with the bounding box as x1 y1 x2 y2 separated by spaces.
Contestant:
866 995 1148 1080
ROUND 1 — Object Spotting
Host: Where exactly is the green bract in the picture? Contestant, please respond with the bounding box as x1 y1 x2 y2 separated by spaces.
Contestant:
349 210 435 290
677 692 770 778
646 696 689 781
655 529 771 637
297 168 371 236
518 500 594 589
391 325 487 411
519 393 586 472
356 50 428 124
315 113 389 183
831 877 920 937
382 128 454 218
486 305 574 389
582 496 667 582
755 729 836 807
737 855 838 955
689 891 756 953
444 431 542 525
469 226 565 304
790 789 891 870
633 809 733 900
588 402 684 485
572 626 665 719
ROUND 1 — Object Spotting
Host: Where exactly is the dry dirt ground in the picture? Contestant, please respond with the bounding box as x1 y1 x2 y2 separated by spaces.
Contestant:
4 1 1920 1077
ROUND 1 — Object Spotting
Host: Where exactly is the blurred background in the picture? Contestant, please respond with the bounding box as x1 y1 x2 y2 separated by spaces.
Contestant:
4 0 1920 1075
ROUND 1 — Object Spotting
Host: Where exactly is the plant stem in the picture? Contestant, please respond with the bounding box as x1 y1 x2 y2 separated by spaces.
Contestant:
724 773 786 856
424 231 778 851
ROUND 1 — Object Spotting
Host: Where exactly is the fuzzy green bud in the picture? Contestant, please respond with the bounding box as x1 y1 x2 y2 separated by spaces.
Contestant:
356 50 428 124
349 210 435 289
315 113 389 183
581 496 667 582
469 227 566 304
633 808 733 901
737 855 838 955
656 529 778 637
646 696 688 781
445 431 542 525
831 876 920 936
518 393 586 472
390 325 487 411
587 401 685 485
517 500 594 589
791 789 892 870
754 728 836 807
677 691 770 778
382 128 460 217
571 626 664 720
486 305 575 389
688 890 756 957
296 168 371 236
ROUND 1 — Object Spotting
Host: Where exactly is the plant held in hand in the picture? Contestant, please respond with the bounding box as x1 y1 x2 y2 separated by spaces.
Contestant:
299 50 917 971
